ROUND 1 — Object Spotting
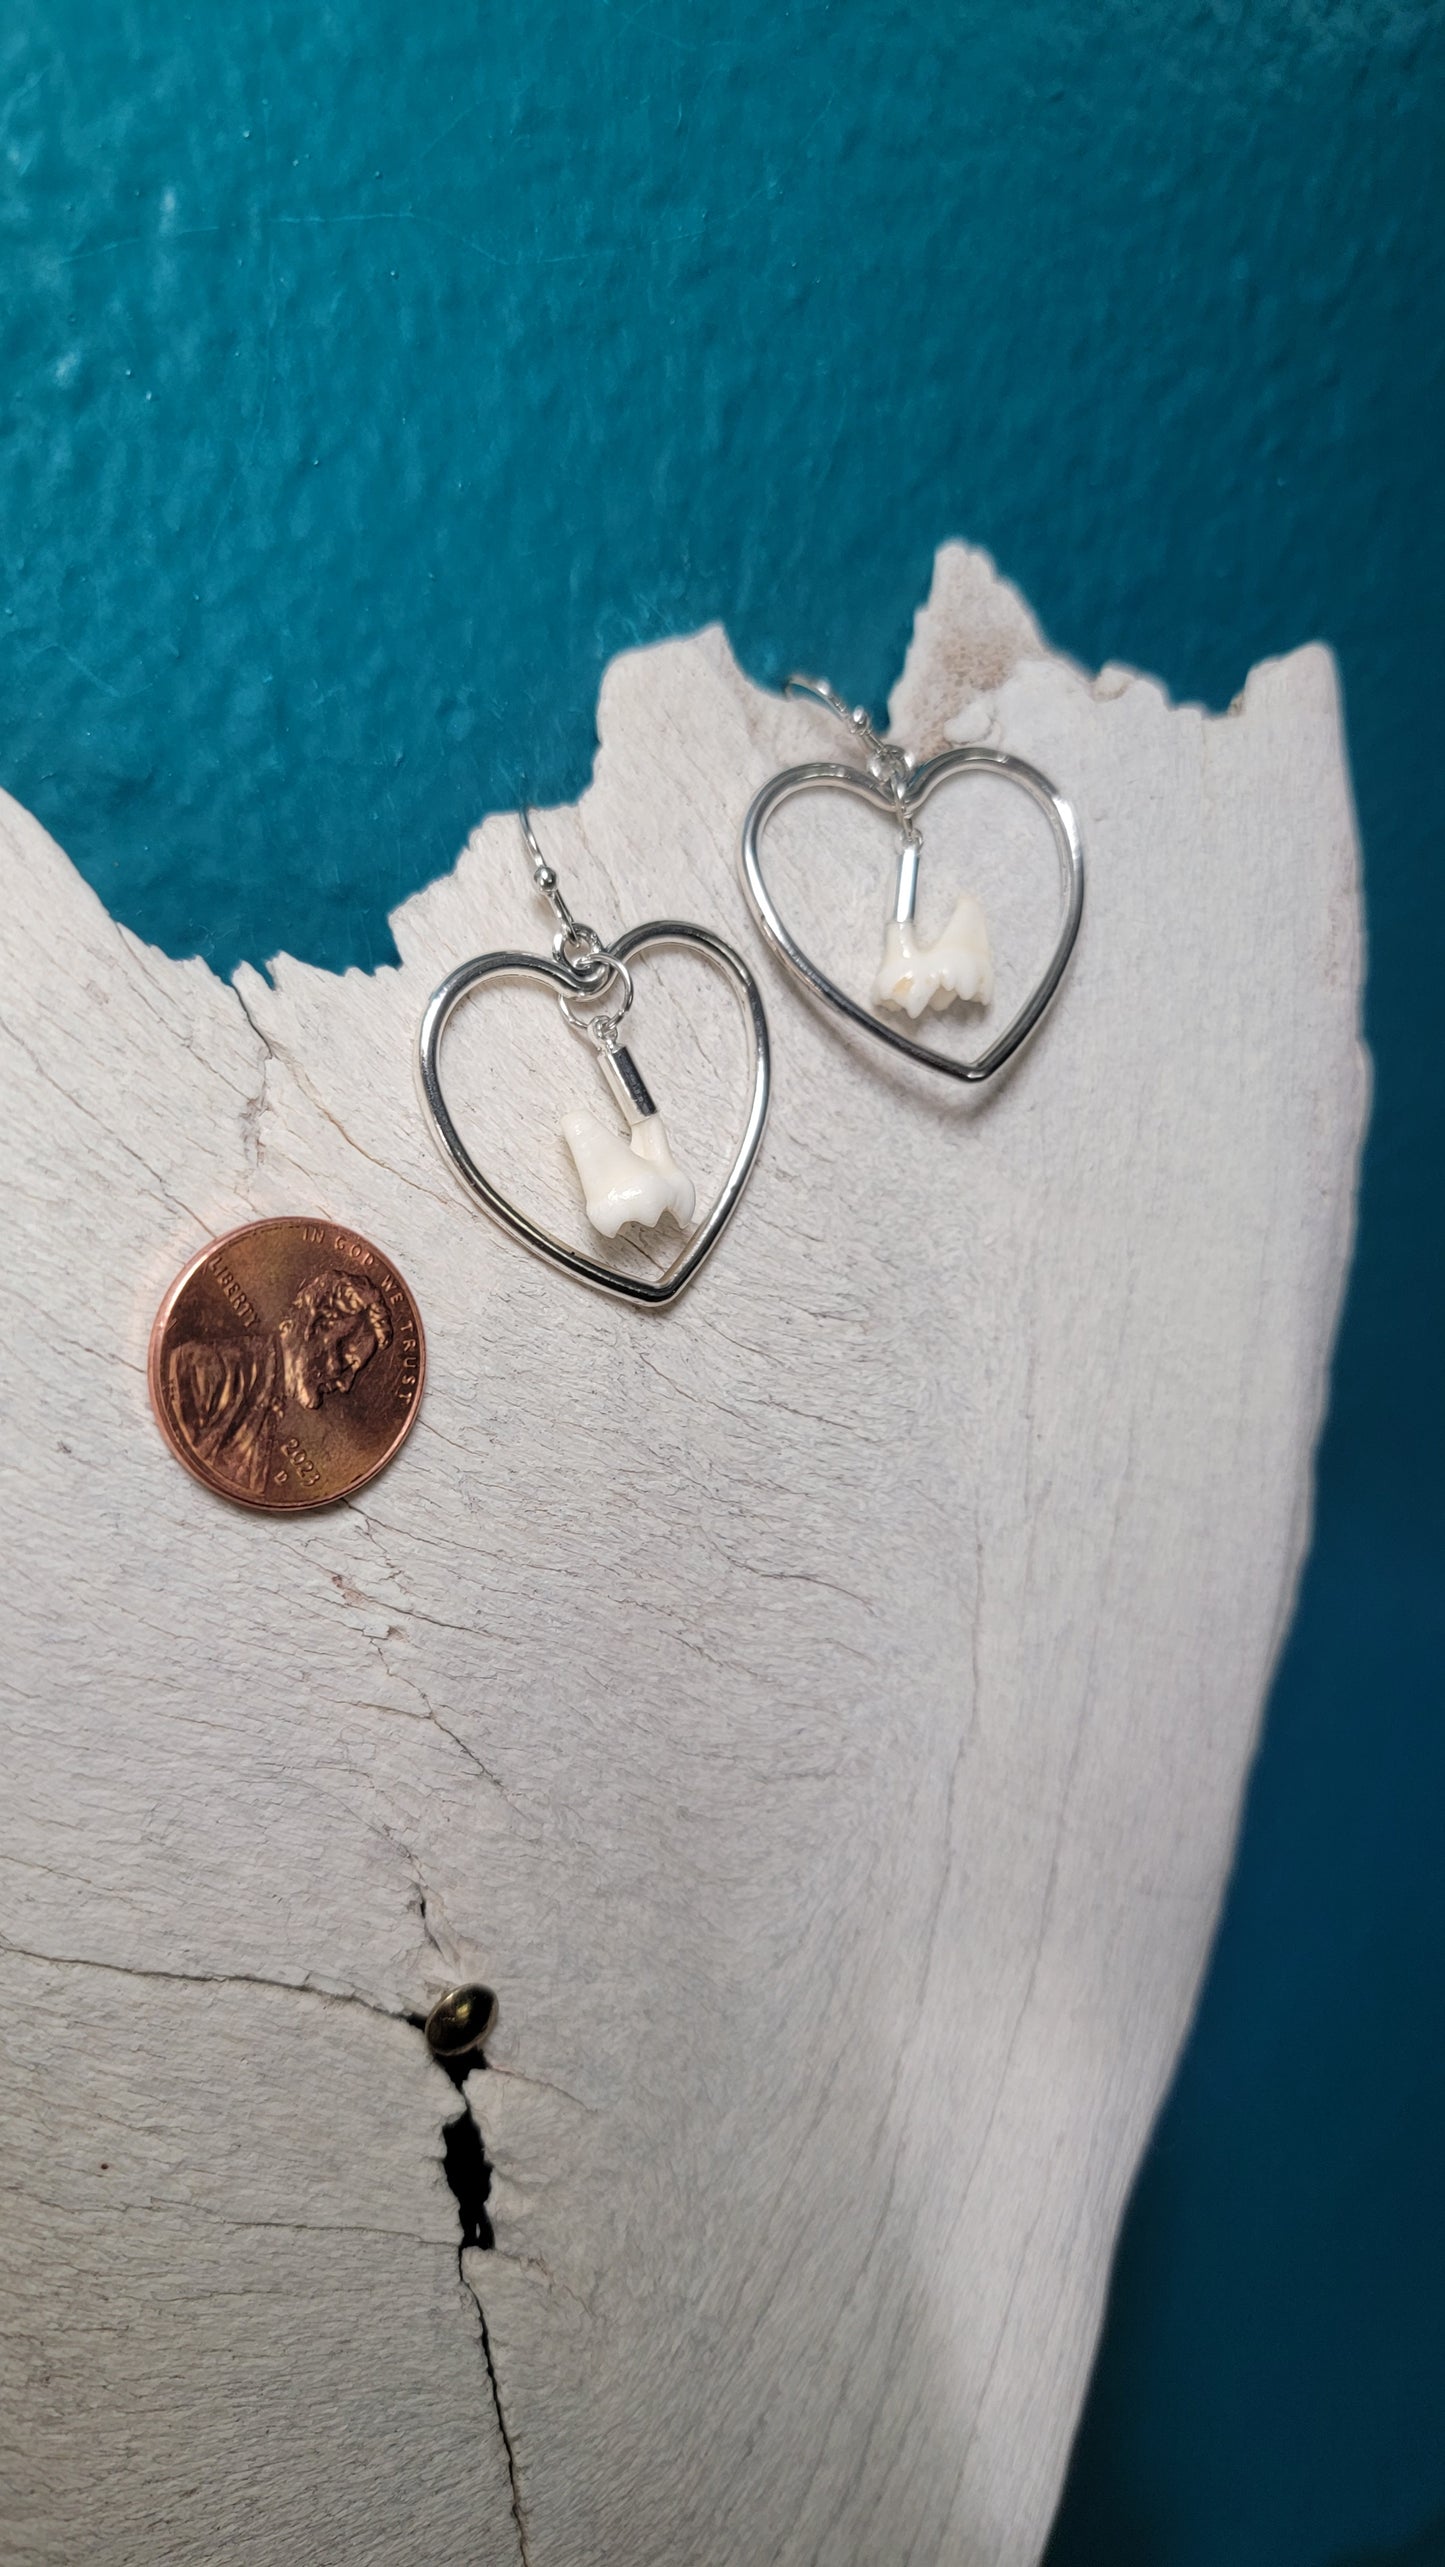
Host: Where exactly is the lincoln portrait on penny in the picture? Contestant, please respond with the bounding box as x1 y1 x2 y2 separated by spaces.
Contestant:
167 1267 393 1498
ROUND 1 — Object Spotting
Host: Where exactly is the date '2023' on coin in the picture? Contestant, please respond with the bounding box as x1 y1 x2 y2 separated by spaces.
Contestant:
148 1217 425 1512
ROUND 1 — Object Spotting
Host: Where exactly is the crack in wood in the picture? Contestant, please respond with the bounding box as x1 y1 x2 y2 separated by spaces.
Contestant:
411 2018 531 2567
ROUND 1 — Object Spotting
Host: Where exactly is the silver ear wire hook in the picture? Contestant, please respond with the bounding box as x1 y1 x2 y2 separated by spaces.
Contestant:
783 672 863 731
783 673 915 805
518 808 638 1050
519 806 611 989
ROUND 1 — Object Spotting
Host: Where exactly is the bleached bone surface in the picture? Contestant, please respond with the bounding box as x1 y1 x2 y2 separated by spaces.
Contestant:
0 545 1366 2567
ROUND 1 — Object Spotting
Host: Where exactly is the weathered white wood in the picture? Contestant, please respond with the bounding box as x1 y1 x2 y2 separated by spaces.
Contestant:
0 1952 517 2567
0 545 1367 2566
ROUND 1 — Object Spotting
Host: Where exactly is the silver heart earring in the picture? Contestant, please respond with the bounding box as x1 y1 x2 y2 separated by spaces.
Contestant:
417 812 771 1307
741 676 1084 1084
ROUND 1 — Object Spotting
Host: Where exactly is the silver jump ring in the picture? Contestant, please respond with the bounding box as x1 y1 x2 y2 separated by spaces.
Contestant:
553 922 613 987
557 953 635 1039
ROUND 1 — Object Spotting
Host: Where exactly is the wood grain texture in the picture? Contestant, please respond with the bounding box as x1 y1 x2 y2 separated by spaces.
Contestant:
0 546 1367 2566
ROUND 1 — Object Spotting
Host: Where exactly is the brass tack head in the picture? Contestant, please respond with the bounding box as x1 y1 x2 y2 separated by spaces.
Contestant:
423 1984 497 2060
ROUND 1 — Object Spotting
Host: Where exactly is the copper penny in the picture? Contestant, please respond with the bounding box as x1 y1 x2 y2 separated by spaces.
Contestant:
148 1217 425 1511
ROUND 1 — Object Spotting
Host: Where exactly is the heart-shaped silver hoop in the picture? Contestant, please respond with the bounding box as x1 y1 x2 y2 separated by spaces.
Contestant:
417 919 771 1308
741 745 1084 1083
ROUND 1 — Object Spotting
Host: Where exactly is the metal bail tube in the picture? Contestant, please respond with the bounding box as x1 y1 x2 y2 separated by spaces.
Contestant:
598 1043 657 1127
892 830 923 927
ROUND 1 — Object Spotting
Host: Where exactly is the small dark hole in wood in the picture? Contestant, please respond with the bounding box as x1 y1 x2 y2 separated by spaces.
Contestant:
408 2005 496 2253
440 2103 495 2252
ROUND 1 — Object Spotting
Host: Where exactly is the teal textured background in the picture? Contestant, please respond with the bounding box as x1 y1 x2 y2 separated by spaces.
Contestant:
4 4 1442 2559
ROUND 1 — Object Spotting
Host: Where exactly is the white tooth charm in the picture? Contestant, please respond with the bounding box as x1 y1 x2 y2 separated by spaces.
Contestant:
562 1044 696 1240
870 823 994 1020
873 894 995 1019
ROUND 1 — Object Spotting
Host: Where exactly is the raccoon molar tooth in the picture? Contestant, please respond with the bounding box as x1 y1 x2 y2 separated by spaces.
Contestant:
872 894 994 1019
562 1108 696 1239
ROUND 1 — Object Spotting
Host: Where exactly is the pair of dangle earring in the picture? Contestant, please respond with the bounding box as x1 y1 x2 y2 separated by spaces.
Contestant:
418 681 1082 1304
742 676 1084 1085
417 813 770 1308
